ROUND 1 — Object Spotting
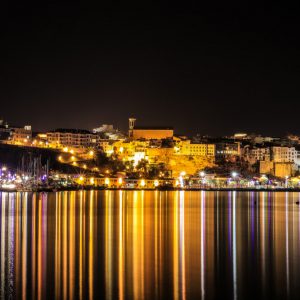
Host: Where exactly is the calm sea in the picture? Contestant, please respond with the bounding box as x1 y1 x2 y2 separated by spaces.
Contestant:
0 191 300 299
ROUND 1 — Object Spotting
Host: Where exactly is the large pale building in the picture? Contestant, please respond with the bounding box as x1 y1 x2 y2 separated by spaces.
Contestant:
176 140 215 157
271 146 297 163
47 129 99 148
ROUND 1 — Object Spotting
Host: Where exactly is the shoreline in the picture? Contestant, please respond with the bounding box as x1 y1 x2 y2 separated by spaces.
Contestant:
1 187 300 193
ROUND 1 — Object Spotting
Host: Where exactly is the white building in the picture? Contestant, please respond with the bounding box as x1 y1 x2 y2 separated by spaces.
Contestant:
47 129 99 148
271 146 297 163
250 147 271 161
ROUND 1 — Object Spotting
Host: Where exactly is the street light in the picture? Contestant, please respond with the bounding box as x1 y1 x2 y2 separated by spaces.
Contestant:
179 171 186 188
232 172 238 178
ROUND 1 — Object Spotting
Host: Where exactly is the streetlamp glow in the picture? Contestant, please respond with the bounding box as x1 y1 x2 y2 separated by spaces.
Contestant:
232 172 238 178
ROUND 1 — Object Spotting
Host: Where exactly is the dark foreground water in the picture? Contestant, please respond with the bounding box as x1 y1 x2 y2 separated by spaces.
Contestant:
0 191 300 300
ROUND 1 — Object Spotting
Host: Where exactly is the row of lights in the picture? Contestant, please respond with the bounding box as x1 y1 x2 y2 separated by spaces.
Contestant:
78 177 160 187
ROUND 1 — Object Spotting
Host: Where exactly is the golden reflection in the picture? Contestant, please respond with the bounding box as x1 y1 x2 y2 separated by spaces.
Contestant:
232 191 237 300
89 191 94 300
173 191 179 300
132 190 145 300
118 191 124 300
63 192 68 300
200 191 205 300
79 190 85 300
55 192 62 299
69 192 75 300
0 191 299 299
179 191 186 300
105 190 112 300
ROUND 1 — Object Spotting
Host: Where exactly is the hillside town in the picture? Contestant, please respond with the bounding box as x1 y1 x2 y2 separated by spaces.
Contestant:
1 117 300 190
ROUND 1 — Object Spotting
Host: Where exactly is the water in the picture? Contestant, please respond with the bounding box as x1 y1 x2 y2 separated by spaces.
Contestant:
0 191 300 300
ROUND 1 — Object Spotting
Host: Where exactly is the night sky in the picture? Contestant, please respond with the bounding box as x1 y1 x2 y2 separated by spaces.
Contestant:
2 2 300 136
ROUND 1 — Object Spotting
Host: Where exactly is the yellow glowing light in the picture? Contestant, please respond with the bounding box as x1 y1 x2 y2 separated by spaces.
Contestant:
90 177 95 185
154 180 159 187
119 147 124 153
71 156 75 161
39 141 44 145
58 155 62 161
105 178 110 185
24 138 28 143
89 150 94 156
63 147 69 152
83 164 87 169
175 180 179 186
118 177 123 185
180 171 186 177
140 179 146 187
72 162 77 166
70 149 74 154
79 176 84 182
133 152 145 166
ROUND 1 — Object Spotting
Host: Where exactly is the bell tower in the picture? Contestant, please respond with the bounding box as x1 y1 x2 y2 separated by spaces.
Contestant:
128 118 136 138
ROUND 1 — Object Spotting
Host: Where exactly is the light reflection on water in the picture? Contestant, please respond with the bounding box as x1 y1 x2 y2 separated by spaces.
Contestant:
0 191 300 299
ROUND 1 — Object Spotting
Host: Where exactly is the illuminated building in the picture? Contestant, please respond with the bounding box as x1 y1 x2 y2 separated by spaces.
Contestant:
271 146 297 163
175 140 215 157
215 142 241 161
47 129 99 148
128 118 174 140
11 125 32 143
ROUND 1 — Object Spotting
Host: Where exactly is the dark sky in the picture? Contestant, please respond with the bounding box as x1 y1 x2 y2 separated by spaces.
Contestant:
2 2 300 136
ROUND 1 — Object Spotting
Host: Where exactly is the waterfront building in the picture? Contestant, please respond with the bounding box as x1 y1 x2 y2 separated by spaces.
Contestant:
271 146 297 163
215 142 241 160
174 139 215 157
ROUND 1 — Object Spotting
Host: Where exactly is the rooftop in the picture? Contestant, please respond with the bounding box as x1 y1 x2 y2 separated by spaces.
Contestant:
50 128 93 134
133 126 173 130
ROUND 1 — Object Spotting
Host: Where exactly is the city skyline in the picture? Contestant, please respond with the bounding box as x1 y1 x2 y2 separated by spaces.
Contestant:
3 2 300 136
2 115 300 138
